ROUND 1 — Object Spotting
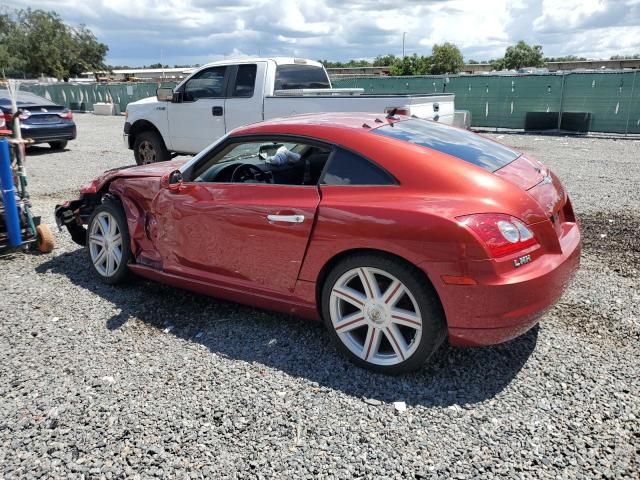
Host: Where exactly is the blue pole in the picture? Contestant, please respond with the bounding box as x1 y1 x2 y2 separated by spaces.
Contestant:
0 138 22 247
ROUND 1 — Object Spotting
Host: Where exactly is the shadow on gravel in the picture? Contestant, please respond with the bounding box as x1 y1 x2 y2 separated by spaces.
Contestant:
26 145 69 156
37 249 538 408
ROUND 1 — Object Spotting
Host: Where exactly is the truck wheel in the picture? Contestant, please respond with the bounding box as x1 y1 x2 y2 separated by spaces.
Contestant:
133 131 169 165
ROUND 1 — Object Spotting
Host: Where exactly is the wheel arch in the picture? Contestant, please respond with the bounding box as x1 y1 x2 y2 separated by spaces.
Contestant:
128 119 167 151
314 247 444 321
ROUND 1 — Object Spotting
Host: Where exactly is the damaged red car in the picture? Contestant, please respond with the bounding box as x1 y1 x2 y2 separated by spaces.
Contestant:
55 113 580 374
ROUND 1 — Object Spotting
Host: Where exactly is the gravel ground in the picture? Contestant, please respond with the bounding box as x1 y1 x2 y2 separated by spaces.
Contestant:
0 114 638 479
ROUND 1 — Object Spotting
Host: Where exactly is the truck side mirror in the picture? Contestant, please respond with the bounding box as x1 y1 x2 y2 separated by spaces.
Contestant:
156 87 174 102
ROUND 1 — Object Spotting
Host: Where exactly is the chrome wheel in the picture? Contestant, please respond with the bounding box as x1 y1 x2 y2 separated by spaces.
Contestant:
88 211 123 277
329 267 423 366
138 140 156 164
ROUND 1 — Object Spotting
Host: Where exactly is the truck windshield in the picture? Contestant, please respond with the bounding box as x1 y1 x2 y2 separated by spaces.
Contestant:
274 65 330 90
373 119 519 172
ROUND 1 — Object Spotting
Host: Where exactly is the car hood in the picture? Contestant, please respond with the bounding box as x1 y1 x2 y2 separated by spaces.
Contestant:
81 159 187 193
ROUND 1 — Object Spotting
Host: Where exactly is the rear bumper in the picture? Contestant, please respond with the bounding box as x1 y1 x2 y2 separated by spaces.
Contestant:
424 222 581 347
22 124 76 144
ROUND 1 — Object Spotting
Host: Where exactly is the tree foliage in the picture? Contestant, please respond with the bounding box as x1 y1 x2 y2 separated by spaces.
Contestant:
430 42 464 74
494 40 544 70
0 8 108 80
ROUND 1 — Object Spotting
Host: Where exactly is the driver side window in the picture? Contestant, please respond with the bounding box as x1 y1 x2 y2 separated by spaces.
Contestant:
183 66 227 101
192 139 332 186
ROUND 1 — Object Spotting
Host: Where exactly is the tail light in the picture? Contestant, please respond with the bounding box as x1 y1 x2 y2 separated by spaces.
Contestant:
58 110 73 120
458 213 538 258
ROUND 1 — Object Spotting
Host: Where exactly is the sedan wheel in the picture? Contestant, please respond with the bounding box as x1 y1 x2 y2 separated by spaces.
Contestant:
330 267 423 366
323 254 446 374
89 211 123 277
86 198 132 284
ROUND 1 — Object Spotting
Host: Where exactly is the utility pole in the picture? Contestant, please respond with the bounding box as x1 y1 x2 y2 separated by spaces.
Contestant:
402 32 407 59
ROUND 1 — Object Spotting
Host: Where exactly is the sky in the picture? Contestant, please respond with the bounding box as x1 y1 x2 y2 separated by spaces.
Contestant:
5 0 640 66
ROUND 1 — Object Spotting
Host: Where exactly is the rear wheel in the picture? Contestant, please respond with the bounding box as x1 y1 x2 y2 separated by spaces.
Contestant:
49 140 67 150
35 224 55 253
322 253 446 375
86 198 132 284
133 130 169 165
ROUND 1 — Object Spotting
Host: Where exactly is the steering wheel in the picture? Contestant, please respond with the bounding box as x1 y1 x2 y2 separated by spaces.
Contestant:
230 164 272 183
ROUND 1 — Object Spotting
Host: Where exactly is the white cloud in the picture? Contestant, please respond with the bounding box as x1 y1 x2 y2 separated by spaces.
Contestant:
5 0 640 65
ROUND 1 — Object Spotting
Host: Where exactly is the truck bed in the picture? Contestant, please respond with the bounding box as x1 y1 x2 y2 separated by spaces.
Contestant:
263 93 455 125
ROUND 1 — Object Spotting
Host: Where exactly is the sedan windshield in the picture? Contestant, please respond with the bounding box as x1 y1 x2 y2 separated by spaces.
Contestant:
373 119 519 172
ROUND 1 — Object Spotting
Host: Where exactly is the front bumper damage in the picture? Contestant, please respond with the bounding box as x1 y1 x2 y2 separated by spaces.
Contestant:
54 196 97 246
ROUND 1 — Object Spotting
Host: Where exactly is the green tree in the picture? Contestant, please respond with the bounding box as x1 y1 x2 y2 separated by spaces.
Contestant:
500 40 544 70
430 42 464 74
389 54 430 76
545 55 586 62
373 54 398 66
0 8 108 80
0 11 23 76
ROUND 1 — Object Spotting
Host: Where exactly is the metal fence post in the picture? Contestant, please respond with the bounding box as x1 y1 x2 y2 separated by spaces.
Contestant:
557 73 566 131
625 70 637 136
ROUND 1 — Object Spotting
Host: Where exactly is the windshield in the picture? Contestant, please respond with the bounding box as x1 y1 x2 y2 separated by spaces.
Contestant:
373 119 519 172
274 65 330 90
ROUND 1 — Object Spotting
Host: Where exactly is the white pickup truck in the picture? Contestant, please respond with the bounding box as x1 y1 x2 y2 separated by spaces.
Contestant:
124 57 456 164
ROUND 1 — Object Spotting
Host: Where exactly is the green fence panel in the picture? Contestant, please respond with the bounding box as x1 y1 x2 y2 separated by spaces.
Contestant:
18 82 176 112
561 72 636 133
627 71 640 134
16 76 640 133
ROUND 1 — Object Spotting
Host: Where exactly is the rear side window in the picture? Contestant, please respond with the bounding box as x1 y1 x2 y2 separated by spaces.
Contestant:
373 119 519 171
232 64 257 97
322 148 396 186
274 65 330 90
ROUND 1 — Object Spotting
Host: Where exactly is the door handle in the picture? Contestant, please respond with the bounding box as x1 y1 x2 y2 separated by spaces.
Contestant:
267 214 305 223
212 106 223 116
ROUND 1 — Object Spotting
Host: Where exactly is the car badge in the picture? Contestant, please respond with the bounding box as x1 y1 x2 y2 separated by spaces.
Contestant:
513 254 532 267
540 173 553 185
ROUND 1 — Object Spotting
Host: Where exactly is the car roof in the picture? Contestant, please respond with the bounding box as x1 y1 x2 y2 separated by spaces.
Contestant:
232 112 397 138
0 89 56 107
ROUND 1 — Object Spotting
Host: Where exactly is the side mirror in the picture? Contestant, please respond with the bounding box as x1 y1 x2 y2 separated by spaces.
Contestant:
172 91 183 103
161 170 184 192
156 87 174 101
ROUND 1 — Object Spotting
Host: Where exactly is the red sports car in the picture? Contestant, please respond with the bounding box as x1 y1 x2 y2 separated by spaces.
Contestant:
55 113 580 374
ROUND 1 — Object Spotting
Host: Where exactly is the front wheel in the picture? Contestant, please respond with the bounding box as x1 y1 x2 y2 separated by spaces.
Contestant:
133 131 170 165
322 253 446 375
86 198 132 284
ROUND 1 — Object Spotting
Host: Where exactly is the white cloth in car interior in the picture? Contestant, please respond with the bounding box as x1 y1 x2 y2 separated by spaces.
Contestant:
265 146 301 166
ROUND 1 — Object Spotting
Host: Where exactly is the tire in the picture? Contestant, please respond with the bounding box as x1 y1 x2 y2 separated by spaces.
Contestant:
321 253 446 375
35 224 55 253
49 140 67 150
133 130 170 165
85 197 132 284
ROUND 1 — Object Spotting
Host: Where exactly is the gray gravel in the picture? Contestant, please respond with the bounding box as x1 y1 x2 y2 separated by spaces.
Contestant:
0 114 638 479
